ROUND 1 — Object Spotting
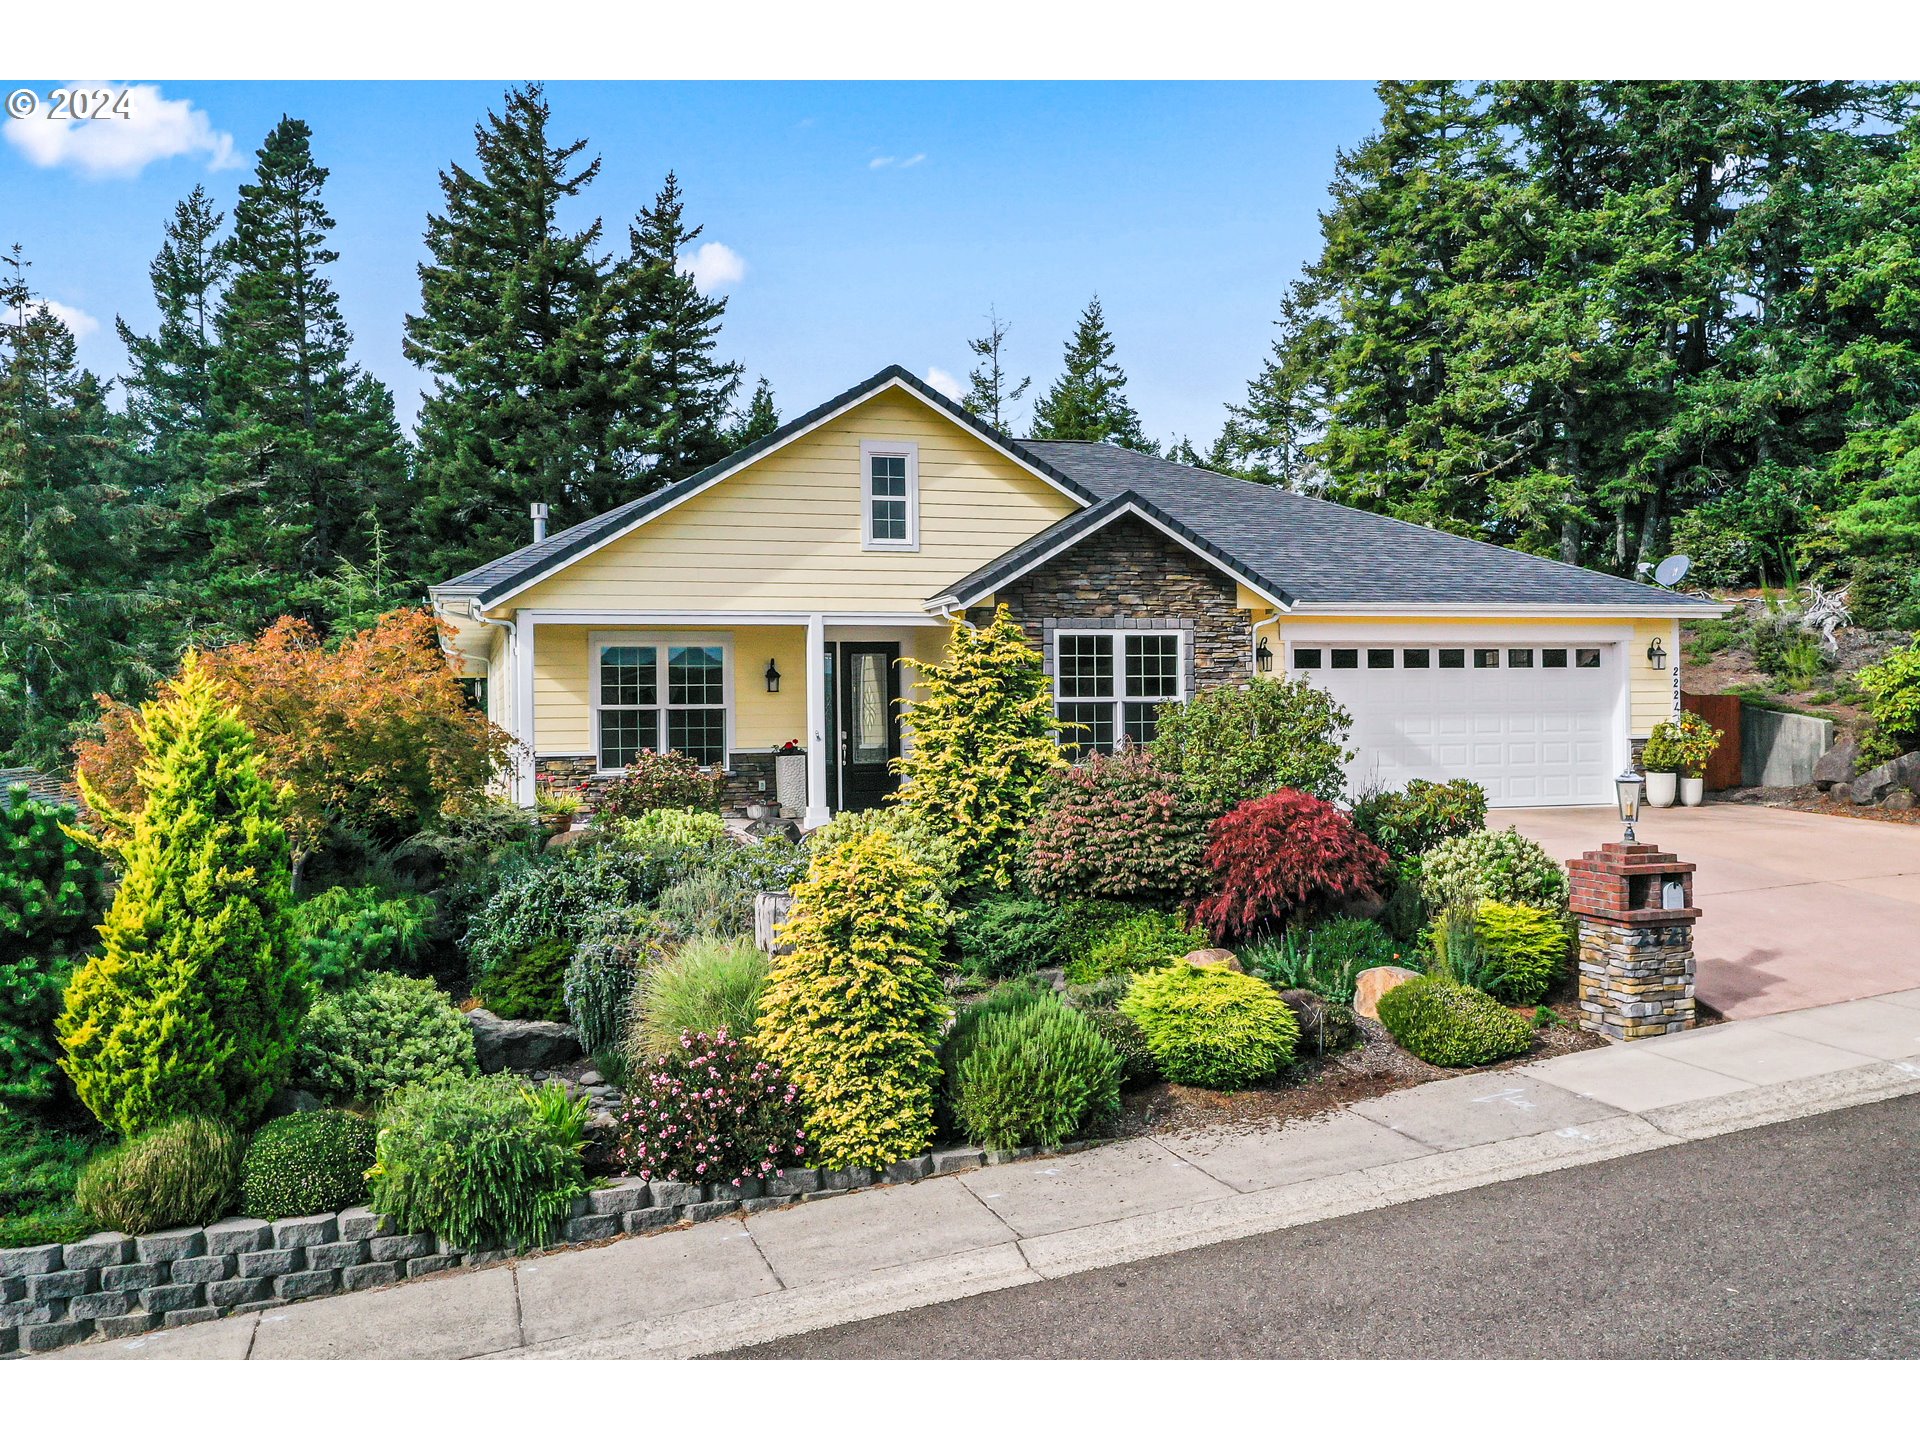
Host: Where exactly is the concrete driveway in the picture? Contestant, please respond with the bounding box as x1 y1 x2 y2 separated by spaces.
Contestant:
1505 804 1920 1019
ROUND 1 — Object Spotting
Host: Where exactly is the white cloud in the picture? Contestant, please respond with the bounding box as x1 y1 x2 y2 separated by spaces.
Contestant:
868 153 927 170
5 299 100 339
677 241 747 295
4 82 237 179
925 366 965 402
900 153 926 168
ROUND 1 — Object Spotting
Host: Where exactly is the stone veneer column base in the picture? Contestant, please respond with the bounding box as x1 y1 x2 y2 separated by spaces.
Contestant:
1566 840 1700 1042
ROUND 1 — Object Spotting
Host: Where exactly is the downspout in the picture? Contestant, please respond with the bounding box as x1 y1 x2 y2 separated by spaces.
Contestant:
465 599 522 799
1250 611 1284 683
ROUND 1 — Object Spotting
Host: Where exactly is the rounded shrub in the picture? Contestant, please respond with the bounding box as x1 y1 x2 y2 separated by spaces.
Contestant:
617 1029 807 1189
1118 964 1300 1090
756 828 951 1171
1420 828 1569 913
629 935 770 1063
295 972 478 1106
369 1074 587 1252
954 895 1070 979
1023 748 1212 906
596 750 727 821
290 885 434 992
476 938 573 1022
241 1109 376 1220
1063 906 1209 985
613 806 731 851
74 1115 243 1234
1151 676 1353 812
1376 977 1534 1067
1470 901 1570 1004
1195 789 1390 941
947 990 1122 1150
1349 779 1488 864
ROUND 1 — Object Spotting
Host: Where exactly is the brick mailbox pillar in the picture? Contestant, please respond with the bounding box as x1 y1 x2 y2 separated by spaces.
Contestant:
1566 842 1700 1041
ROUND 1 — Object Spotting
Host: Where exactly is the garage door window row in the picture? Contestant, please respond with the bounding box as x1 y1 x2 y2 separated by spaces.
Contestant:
1293 646 1602 672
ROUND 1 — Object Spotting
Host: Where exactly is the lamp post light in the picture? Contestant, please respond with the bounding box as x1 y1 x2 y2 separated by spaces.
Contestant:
1615 769 1644 844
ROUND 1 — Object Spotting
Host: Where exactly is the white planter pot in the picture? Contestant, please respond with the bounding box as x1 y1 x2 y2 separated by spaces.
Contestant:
774 752 807 811
1680 776 1705 807
1644 772 1679 808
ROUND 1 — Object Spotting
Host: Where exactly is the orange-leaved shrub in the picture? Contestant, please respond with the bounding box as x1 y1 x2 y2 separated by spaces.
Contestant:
1023 748 1211 906
1194 789 1390 942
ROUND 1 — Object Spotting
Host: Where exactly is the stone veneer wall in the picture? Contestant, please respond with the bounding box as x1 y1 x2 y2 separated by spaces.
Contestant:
988 513 1253 693
0 1140 1098 1357
536 751 779 817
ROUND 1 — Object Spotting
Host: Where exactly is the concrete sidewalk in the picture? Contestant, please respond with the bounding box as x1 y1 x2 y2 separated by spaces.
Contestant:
47 991 1920 1362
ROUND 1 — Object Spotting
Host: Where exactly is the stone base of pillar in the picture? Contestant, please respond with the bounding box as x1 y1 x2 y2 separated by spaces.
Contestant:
1577 919 1696 1040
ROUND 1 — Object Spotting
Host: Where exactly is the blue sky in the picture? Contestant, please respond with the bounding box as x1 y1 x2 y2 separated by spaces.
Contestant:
2 80 1382 446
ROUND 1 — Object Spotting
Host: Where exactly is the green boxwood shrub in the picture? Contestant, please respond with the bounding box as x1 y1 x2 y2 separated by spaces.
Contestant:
629 935 770 1062
1064 906 1209 985
1376 977 1534 1067
1471 901 1570 1005
476 938 572 1022
290 885 435 992
1420 828 1569 913
1118 964 1300 1089
1349 778 1488 863
954 895 1070 979
295 973 478 1106
946 989 1122 1150
241 1110 376 1220
369 1075 587 1252
74 1115 243 1234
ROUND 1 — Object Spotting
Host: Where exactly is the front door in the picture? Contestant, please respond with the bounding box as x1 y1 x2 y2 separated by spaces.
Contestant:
835 642 901 812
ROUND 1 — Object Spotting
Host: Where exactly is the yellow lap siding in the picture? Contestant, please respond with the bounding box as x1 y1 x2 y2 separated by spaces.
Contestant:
500 390 1078 614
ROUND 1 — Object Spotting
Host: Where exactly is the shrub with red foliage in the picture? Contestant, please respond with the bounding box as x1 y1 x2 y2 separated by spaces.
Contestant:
1023 748 1211 906
1194 789 1390 941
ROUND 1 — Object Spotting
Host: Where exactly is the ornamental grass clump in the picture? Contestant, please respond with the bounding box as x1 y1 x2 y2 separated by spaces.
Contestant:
1375 976 1534 1067
74 1115 243 1234
945 989 1122 1150
295 972 477 1106
370 1075 587 1252
616 1029 807 1189
59 653 308 1135
1118 964 1300 1090
756 829 951 1170
240 1109 376 1220
628 935 770 1063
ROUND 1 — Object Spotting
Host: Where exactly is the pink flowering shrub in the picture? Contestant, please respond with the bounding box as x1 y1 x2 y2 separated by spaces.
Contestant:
614 1029 807 1189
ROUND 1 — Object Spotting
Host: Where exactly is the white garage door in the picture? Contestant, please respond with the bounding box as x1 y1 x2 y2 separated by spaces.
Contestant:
1291 640 1622 807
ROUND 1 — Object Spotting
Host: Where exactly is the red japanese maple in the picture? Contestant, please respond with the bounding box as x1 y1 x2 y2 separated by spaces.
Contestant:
1194 789 1390 941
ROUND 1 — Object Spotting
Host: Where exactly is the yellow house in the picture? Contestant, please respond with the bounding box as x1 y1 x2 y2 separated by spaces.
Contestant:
430 366 1720 823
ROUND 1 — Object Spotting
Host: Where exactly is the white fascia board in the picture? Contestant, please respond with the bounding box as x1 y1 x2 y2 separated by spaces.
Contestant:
516 608 942 628
478 375 1089 614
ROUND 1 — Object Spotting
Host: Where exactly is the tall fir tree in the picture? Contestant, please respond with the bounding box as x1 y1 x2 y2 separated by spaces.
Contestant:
204 116 411 638
611 170 742 487
1029 297 1151 449
723 375 780 451
406 84 628 581
0 247 154 766
961 307 1030 432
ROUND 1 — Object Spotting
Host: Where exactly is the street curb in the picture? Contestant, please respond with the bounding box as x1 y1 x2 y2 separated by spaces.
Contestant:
521 1055 1920 1358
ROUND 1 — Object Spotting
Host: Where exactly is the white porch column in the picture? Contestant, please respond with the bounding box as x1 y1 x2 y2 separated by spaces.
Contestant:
514 614 537 808
803 612 831 828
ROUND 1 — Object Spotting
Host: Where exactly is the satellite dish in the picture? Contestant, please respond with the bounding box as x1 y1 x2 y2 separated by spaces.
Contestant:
1653 554 1692 589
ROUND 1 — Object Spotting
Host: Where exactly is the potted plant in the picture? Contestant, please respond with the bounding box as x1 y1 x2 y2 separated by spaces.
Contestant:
1640 722 1682 808
535 785 584 834
1673 710 1725 807
773 739 806 812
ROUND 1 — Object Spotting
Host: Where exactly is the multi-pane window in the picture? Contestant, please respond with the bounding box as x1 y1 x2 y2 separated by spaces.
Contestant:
862 443 918 549
595 641 728 770
1054 630 1183 761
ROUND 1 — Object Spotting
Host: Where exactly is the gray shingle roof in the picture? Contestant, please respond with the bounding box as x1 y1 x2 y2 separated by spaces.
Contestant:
1015 441 1719 610
432 364 1716 614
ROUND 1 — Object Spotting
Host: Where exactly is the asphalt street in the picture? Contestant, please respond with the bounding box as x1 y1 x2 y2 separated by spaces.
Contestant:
730 1092 1920 1359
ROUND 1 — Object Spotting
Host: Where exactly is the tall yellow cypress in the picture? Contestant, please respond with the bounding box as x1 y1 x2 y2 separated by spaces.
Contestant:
58 652 308 1134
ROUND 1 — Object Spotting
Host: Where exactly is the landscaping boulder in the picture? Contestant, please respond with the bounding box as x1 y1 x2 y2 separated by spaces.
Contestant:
1183 947 1243 972
1352 965 1422 1021
466 1008 583 1074
1850 761 1903 806
544 826 594 851
1278 988 1358 1055
1811 737 1860 791
1885 788 1917 811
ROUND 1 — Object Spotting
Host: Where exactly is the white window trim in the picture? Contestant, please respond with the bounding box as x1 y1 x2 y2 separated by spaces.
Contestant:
859 439 920 552
588 631 735 776
1051 627 1187 755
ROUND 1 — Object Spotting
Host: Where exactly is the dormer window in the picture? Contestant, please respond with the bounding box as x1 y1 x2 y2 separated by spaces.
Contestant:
860 440 919 551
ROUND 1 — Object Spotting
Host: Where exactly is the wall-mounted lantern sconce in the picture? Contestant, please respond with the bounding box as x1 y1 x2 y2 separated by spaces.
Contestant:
1646 637 1667 671
1255 637 1274 673
764 659 781 693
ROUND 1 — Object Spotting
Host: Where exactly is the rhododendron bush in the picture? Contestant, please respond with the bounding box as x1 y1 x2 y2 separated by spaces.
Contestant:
615 1028 807 1190
1023 747 1211 905
1194 789 1390 941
